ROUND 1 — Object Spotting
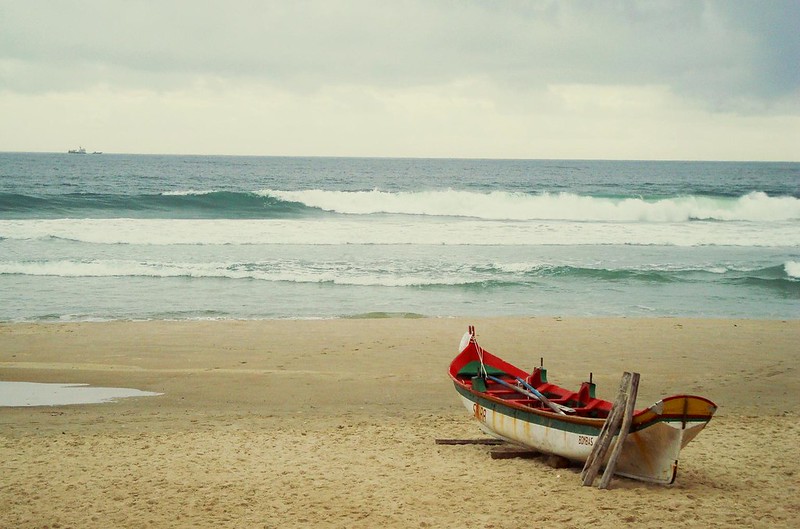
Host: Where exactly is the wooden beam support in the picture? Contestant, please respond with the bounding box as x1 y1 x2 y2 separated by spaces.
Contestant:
490 449 541 460
580 372 631 486
599 372 640 489
435 438 505 445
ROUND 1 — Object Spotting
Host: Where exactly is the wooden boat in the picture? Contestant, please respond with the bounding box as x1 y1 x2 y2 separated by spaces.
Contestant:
449 326 717 484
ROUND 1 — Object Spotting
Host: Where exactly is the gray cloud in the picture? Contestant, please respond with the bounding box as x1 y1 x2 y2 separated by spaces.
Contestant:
1 1 798 112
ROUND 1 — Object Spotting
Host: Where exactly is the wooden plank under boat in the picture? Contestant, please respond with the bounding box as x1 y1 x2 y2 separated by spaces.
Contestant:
448 326 717 484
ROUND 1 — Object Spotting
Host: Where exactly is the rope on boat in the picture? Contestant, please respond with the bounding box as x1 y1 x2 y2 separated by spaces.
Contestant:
470 325 489 379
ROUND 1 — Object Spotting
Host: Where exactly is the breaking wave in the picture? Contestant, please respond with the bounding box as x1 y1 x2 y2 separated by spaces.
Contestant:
2 189 799 222
263 189 800 222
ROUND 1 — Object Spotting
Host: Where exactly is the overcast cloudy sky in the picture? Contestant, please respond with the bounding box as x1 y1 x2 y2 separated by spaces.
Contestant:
1 1 798 160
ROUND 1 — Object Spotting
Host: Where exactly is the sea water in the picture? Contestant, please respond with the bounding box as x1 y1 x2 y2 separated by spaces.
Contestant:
1 153 798 321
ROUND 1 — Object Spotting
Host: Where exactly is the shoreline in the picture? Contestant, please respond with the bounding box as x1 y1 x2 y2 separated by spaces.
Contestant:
2 317 798 527
3 311 799 322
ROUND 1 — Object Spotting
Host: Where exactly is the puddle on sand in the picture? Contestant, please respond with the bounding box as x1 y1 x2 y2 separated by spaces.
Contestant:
0 381 162 407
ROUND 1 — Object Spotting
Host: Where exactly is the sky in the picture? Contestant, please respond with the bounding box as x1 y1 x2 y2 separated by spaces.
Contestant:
1 0 798 160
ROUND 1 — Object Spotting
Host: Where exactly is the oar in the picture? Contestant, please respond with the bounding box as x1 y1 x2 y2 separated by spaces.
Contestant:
486 375 566 415
516 377 575 414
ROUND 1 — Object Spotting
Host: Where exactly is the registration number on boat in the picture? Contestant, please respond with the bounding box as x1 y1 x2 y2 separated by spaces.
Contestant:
578 435 594 446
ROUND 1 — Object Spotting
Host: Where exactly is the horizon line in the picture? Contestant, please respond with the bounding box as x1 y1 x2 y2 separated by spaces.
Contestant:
2 150 799 164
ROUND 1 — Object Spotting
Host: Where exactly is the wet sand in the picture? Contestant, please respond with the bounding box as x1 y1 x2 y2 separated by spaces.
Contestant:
1 318 798 528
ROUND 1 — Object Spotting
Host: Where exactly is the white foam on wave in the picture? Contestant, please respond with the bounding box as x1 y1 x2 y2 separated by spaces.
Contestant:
492 262 550 274
786 261 800 279
0 256 789 287
262 189 800 222
0 259 224 279
161 189 217 196
1 217 798 247
491 261 755 276
0 258 480 287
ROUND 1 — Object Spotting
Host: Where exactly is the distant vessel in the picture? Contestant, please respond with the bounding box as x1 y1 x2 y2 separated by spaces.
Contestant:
68 146 87 154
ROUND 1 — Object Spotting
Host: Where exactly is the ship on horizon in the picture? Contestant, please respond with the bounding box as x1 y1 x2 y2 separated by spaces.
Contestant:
67 146 102 154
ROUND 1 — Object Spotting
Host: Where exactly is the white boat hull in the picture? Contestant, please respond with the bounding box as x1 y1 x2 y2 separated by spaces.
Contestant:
458 392 707 484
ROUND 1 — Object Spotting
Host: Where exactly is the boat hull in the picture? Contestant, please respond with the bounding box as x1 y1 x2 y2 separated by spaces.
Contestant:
453 375 715 484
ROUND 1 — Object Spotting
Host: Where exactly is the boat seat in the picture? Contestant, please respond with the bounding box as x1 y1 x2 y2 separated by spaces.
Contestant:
572 400 601 411
571 400 608 418
538 386 572 401
489 389 520 398
484 385 518 397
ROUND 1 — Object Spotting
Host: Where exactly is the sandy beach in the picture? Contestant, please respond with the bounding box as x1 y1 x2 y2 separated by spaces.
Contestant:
1 317 798 528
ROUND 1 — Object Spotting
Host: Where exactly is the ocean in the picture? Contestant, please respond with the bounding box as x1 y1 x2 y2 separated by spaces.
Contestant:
1 153 798 321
